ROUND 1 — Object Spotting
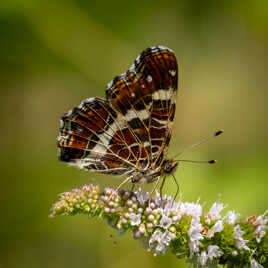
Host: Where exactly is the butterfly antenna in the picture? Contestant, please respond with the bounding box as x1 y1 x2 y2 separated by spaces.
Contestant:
173 130 223 159
175 159 217 164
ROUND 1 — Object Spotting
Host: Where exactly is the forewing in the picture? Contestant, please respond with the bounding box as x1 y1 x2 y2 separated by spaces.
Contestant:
106 46 178 169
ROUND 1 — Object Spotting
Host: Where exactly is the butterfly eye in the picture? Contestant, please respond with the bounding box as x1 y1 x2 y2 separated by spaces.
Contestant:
163 161 178 174
164 163 171 172
166 164 171 171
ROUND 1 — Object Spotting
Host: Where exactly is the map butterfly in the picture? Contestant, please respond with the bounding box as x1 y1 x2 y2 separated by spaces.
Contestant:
57 46 179 191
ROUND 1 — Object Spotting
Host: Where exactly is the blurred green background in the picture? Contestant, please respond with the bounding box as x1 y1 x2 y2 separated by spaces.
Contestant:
1 0 268 267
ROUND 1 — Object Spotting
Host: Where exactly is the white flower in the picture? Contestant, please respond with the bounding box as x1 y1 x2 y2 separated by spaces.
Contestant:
189 239 203 254
236 240 250 251
149 230 162 243
207 245 223 260
155 243 167 256
136 191 150 205
225 210 240 225
233 225 250 251
149 229 176 255
188 218 204 253
180 202 202 220
189 218 203 241
198 245 222 267
207 202 224 220
233 224 244 239
254 227 267 243
159 214 173 229
162 201 174 216
161 230 176 245
129 213 141 226
154 191 168 207
254 210 268 243
169 200 181 212
207 220 224 238
250 259 264 268
200 250 208 266
256 210 268 225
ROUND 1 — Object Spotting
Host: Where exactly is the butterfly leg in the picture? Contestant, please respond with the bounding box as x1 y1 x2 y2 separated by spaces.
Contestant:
148 176 161 206
131 183 137 192
171 174 180 204
109 176 132 201
159 175 167 200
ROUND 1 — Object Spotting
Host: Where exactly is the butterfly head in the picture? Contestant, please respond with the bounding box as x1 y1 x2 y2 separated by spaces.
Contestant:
162 160 178 175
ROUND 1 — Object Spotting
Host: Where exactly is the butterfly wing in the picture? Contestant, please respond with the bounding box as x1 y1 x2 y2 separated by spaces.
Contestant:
106 46 178 170
58 46 178 175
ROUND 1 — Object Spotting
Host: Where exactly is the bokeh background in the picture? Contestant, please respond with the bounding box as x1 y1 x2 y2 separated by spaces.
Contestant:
1 1 268 267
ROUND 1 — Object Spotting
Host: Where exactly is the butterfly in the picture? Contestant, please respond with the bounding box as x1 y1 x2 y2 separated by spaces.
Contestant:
57 46 179 194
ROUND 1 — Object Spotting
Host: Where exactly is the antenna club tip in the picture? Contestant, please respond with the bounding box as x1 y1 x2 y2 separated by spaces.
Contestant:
209 160 217 164
215 130 223 136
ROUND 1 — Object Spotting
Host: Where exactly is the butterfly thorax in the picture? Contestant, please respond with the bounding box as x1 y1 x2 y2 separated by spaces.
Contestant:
130 159 178 185
130 168 161 184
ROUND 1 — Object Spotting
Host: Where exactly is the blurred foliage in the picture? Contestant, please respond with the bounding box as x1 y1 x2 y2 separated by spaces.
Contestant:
1 0 268 267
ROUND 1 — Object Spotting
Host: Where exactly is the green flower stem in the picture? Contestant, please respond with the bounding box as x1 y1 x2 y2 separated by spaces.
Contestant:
50 184 267 268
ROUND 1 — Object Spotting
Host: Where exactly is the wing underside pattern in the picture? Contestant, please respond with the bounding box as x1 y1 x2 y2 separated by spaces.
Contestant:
58 46 178 176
